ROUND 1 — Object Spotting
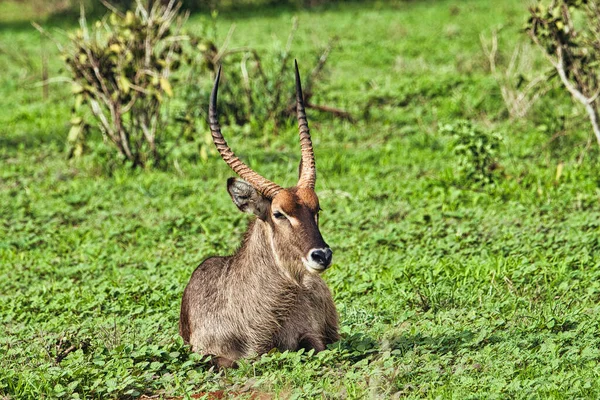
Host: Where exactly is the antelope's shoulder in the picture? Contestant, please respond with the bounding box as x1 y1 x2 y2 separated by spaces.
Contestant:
184 256 232 296
191 256 230 276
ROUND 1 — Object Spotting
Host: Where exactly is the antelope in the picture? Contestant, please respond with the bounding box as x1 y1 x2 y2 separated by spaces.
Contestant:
179 61 339 368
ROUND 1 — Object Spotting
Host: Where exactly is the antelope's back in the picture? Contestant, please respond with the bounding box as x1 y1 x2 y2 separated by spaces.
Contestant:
179 256 230 344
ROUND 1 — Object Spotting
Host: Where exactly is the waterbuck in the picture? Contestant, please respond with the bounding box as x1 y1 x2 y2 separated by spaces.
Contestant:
179 61 339 368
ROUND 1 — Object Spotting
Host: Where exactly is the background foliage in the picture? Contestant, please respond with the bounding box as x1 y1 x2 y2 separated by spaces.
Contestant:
2 0 600 398
49 1 341 169
440 121 502 187
59 1 189 167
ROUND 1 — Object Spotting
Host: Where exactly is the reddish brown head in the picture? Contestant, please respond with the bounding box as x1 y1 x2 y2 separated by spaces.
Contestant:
209 61 332 273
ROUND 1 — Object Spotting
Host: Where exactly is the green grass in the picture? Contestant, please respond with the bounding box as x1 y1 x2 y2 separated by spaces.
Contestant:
2 0 600 398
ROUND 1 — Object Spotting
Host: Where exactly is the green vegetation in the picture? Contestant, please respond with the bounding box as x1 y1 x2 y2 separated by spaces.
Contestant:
1 0 600 398
60 1 190 167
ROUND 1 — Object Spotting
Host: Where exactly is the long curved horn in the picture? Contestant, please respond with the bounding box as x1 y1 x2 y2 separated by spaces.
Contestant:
209 66 283 198
295 60 316 189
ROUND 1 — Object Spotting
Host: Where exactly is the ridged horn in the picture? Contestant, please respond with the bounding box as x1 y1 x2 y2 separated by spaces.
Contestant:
295 60 316 189
209 66 283 198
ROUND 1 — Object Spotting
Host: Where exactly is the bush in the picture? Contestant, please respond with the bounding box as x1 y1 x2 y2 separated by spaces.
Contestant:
440 121 502 187
526 0 600 148
62 1 189 168
39 1 347 169
178 17 349 138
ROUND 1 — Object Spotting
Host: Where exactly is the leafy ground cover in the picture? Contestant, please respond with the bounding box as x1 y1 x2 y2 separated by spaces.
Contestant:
1 0 600 398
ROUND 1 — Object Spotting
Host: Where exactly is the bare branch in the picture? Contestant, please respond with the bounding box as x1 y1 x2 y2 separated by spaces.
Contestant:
99 0 125 18
31 77 73 87
306 102 355 122
214 24 237 64
31 22 64 52
305 37 337 100
267 17 299 122
553 47 600 145
482 29 548 119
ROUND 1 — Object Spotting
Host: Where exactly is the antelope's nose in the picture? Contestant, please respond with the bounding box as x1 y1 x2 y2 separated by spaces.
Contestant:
310 248 333 268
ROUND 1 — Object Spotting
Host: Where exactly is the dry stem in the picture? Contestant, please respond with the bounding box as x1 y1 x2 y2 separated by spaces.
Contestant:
481 30 548 119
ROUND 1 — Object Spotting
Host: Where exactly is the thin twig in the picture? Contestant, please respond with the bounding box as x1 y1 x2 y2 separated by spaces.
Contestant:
215 24 237 64
99 0 125 18
304 37 337 102
306 102 354 122
221 47 267 84
241 52 253 120
40 31 49 99
31 77 73 87
482 29 547 119
577 134 594 165
31 22 64 52
56 345 77 364
267 17 299 122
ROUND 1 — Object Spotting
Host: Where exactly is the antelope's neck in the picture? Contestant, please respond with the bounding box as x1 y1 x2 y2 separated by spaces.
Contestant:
235 218 303 283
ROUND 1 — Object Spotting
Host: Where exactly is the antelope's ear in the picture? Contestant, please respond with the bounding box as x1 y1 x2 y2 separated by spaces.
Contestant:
227 178 270 220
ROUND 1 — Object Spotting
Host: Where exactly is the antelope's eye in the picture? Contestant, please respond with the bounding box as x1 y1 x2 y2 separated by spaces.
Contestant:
273 211 287 220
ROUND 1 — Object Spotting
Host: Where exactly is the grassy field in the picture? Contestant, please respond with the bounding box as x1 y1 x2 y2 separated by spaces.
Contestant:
2 0 600 398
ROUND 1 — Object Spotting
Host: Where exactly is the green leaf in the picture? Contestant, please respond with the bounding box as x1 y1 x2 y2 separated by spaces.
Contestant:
118 76 131 94
159 78 173 97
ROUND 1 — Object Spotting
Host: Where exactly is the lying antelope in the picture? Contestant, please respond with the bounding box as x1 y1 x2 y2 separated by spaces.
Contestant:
179 61 339 368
